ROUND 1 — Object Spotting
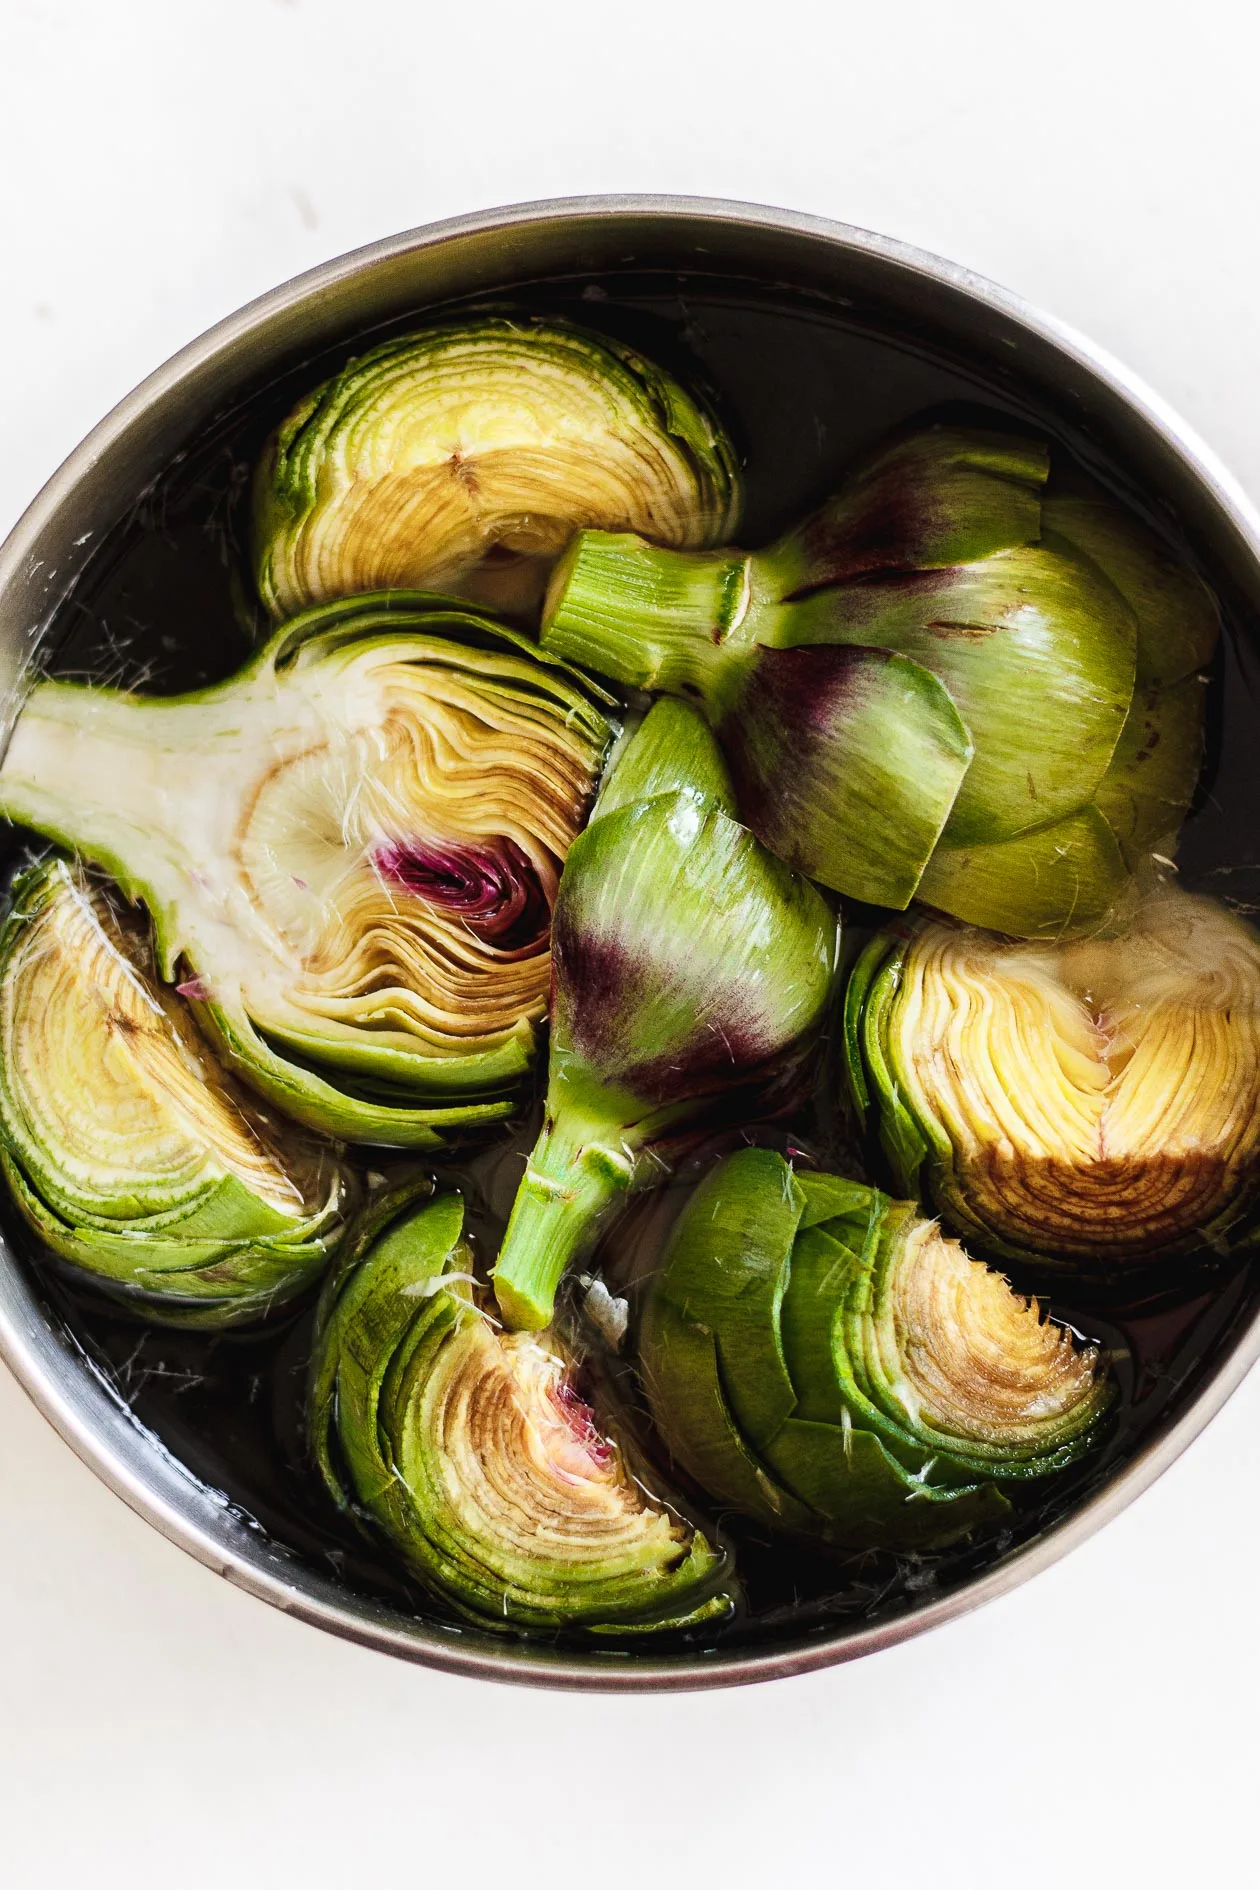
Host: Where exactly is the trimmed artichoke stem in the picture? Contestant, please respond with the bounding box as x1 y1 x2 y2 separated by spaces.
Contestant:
543 533 747 693
0 683 197 875
492 1107 634 1332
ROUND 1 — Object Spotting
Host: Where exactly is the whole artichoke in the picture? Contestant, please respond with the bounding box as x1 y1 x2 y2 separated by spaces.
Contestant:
542 424 1217 937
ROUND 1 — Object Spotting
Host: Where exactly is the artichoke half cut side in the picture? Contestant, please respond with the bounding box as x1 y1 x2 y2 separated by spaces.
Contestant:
638 1149 1110 1550
0 595 613 1148
845 885 1260 1270
489 700 840 1334
0 858 354 1326
541 423 1219 938
255 316 742 622
309 1190 734 1635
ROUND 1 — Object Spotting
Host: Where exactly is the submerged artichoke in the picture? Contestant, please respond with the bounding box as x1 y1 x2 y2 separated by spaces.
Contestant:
639 1148 1109 1548
310 1189 732 1635
490 701 839 1333
0 595 611 1147
543 425 1218 937
845 886 1260 1268
0 859 352 1325
255 317 741 621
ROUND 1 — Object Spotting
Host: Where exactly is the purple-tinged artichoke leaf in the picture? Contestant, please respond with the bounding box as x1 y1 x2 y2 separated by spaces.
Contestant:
551 791 837 1104
764 427 1049 598
718 644 972 908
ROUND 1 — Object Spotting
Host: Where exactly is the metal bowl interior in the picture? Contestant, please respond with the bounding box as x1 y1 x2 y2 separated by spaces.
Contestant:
2 195 1259 1691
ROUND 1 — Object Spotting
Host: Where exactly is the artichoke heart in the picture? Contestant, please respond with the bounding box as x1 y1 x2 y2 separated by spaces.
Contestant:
490 700 839 1333
542 423 1218 937
0 595 612 1147
638 1149 1109 1549
255 316 741 620
846 886 1260 1266
309 1191 733 1634
0 859 352 1325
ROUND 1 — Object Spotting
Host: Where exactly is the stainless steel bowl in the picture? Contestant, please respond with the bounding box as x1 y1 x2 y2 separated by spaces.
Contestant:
2 194 1258 1690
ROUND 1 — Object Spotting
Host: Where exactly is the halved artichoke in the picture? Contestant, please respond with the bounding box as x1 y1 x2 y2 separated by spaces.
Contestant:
0 858 352 1325
490 701 839 1332
639 1148 1109 1548
0 595 612 1147
255 316 741 621
542 425 1218 937
309 1189 733 1634
845 885 1260 1267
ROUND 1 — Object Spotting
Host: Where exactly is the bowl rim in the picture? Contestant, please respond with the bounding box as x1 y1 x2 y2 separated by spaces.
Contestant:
2 191 1259 1691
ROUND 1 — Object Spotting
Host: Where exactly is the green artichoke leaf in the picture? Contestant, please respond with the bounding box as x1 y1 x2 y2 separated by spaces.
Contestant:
636 1293 817 1536
915 804 1128 939
762 1421 1011 1548
1044 491 1219 686
0 858 354 1326
593 698 738 822
255 316 741 622
549 793 837 1101
491 751 839 1331
1094 671 1209 858
777 1218 881 1422
0 595 613 1146
794 1169 881 1230
651 1146 804 1450
852 947 937 1195
847 891 1260 1270
310 1191 735 1635
841 935 894 1128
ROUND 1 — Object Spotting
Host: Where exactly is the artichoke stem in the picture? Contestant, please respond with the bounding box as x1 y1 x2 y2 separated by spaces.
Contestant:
542 532 748 693
492 1112 633 1332
0 682 194 878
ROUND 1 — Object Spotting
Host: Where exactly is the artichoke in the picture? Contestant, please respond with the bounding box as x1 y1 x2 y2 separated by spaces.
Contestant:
542 425 1218 937
639 1148 1109 1549
255 316 741 621
0 858 352 1325
845 886 1260 1268
489 700 840 1333
309 1188 733 1635
0 594 612 1147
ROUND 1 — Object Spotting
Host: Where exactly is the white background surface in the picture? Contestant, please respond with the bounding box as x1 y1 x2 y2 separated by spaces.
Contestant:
1 2 1258 1883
